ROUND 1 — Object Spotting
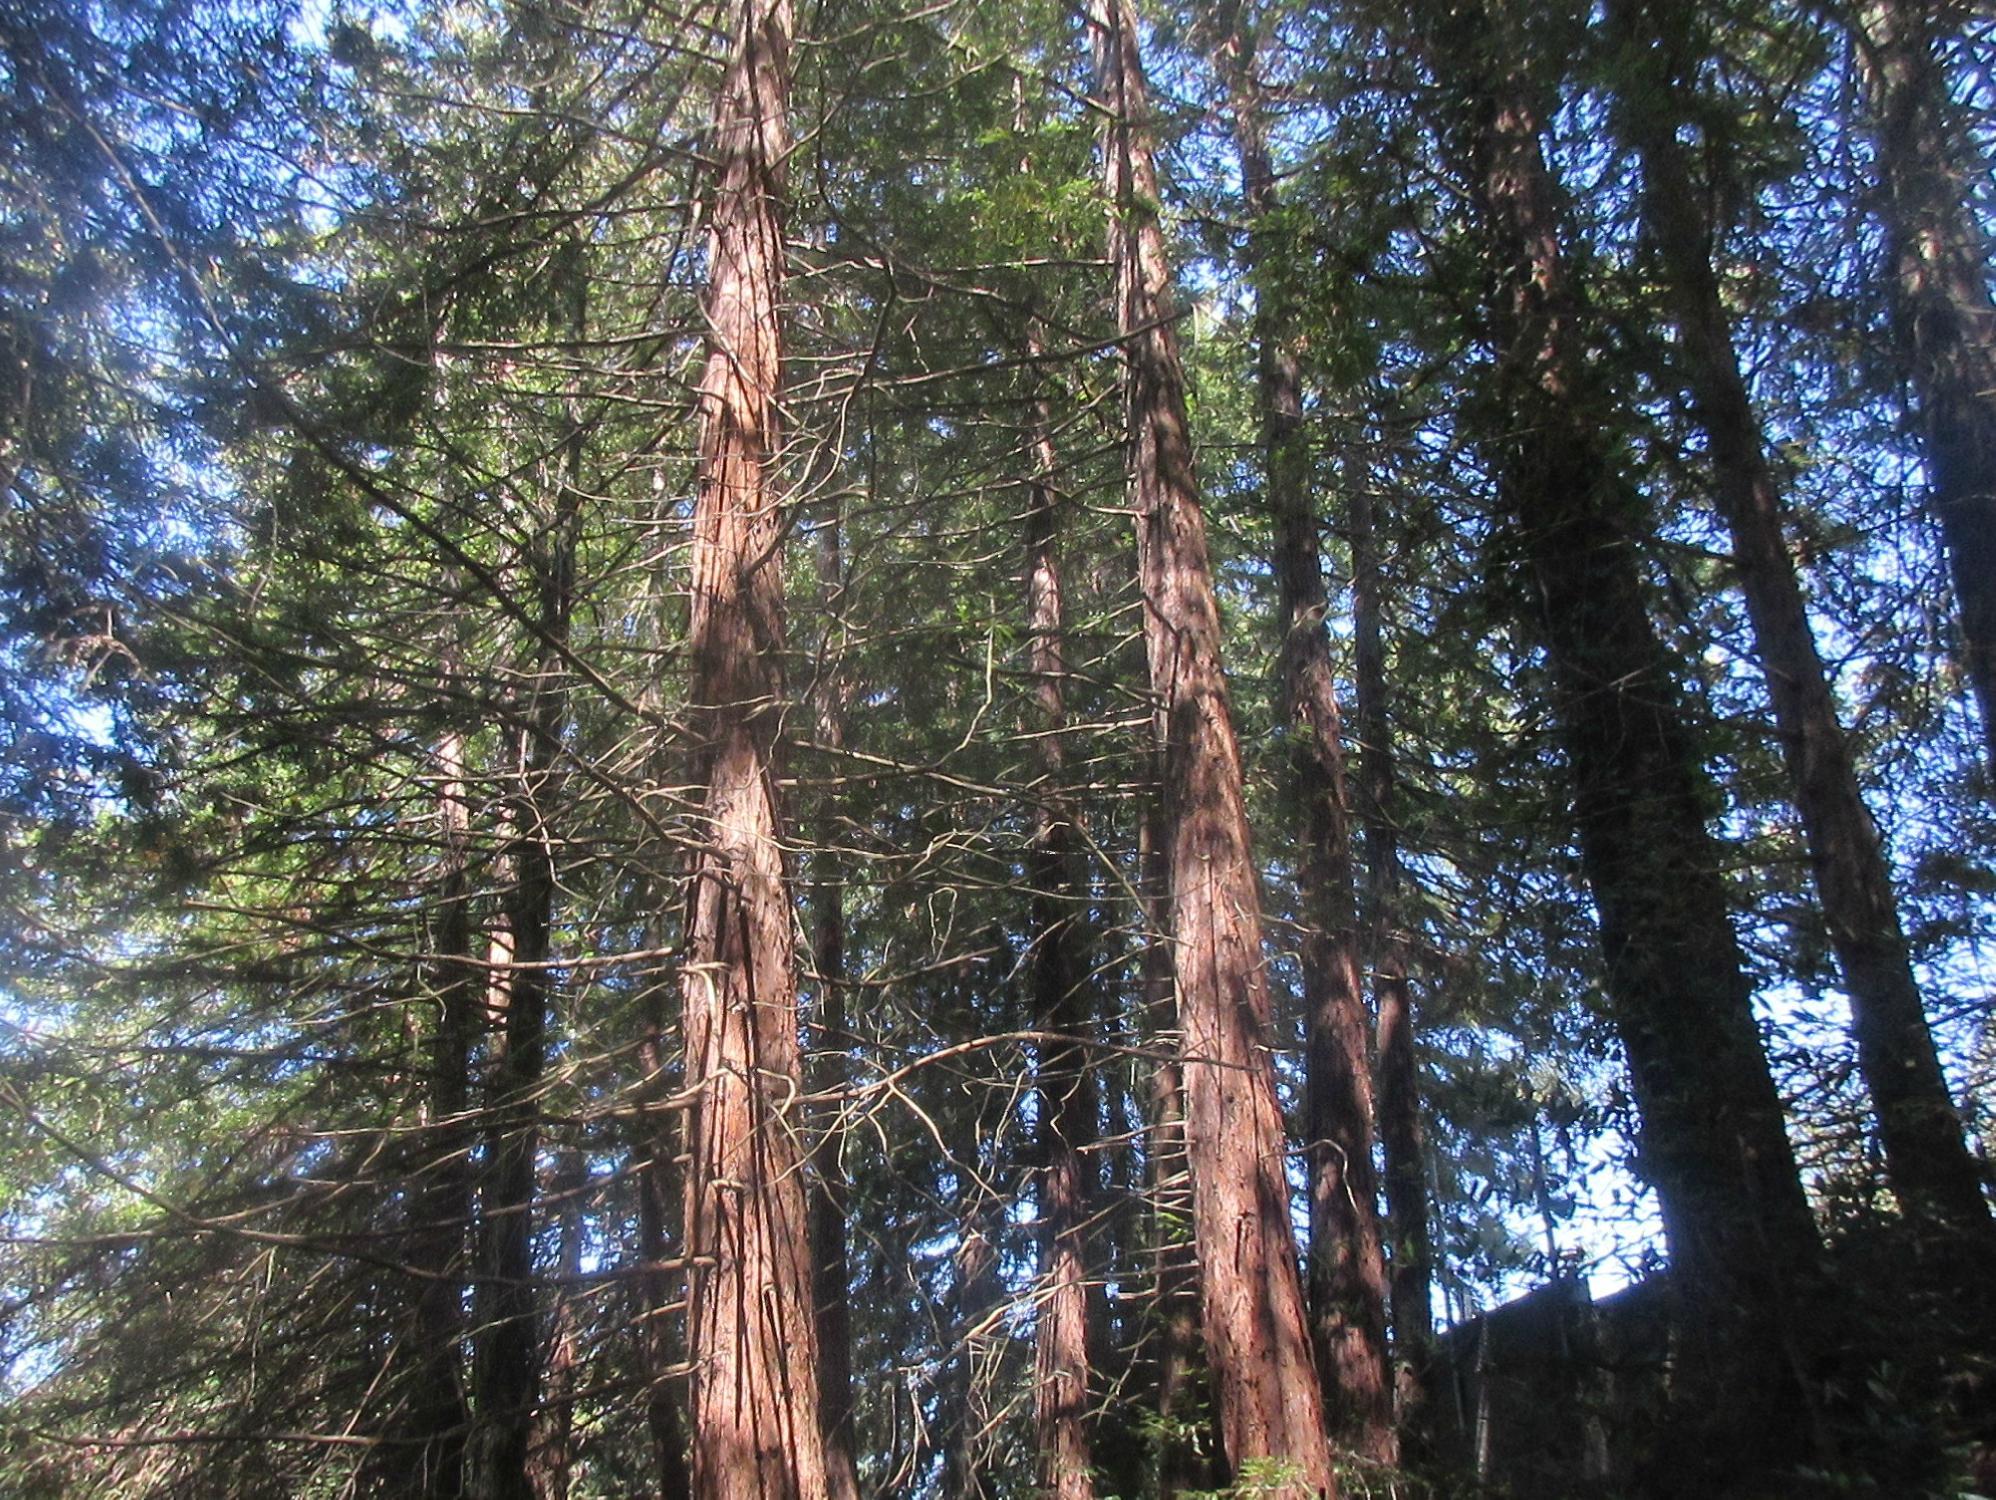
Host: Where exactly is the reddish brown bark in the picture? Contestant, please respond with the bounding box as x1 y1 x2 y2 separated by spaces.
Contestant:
1209 25 1393 1464
1350 477 1431 1440
1022 343 1101 1500
1427 0 1826 1479
1090 1 1336 1491
678 3 834 1498
1855 0 1996 776
1613 0 1992 1243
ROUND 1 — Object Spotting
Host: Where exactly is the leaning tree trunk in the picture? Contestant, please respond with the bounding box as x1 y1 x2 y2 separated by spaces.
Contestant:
1351 470 1433 1444
1855 0 1996 776
1090 1 1337 1491
1613 0 1991 1244
1426 0 1826 1481
1021 331 1103 1500
1211 21 1394 1464
677 2 834 1497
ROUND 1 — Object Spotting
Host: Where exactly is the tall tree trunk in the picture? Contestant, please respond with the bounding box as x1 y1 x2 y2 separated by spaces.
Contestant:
1209 22 1394 1464
472 705 560 1500
1854 0 1996 775
1351 473 1431 1444
529 1152 586 1500
1022 334 1102 1500
677 3 833 1497
1425 1 1826 1481
808 505 861 1500
409 703 477 1499
1613 0 1992 1243
1139 805 1213 1500
1089 2 1337 1492
471 244 584 1500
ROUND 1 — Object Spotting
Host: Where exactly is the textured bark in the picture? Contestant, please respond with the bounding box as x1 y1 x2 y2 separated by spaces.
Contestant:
1614 0 1992 1242
1351 477 1432 1442
1091 1 1336 1491
1022 345 1102 1500
407 707 476 1500
678 4 833 1498
1210 26 1393 1464
1855 0 1996 775
1427 0 1825 1479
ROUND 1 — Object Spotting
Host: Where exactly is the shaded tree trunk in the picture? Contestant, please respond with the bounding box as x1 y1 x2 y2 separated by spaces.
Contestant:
1351 472 1432 1446
1613 0 1992 1243
1425 0 1826 1482
808 505 861 1500
677 3 833 1497
1139 805 1215 1500
634 1086 694 1500
1022 337 1102 1500
1854 0 1996 776
405 663 478 1497
471 454 579 1500
529 1153 586 1500
1209 21 1393 1464
1090 1 1336 1490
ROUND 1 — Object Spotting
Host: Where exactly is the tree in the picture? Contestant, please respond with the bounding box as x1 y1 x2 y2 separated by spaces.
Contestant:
1851 0 1996 777
1091 0 1338 1490
1420 0 1829 1480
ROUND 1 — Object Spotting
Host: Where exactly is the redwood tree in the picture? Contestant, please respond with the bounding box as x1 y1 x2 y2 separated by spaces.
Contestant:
1091 0 1337 1490
677 2 837 1496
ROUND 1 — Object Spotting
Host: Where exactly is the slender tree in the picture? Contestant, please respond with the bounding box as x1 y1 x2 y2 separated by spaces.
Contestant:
1021 321 1103 1500
1852 0 1996 775
1206 16 1395 1463
677 2 836 1496
1090 0 1337 1490
1351 467 1432 1437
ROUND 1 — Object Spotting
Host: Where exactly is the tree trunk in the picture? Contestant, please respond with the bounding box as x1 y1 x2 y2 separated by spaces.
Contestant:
1139 805 1214 1500
1613 0 1992 1243
1022 334 1102 1500
408 706 476 1499
1854 0 1996 776
678 3 833 1497
1090 2 1337 1491
1351 472 1432 1445
808 506 862 1500
529 1153 586 1500
1211 23 1394 1464
1426 0 1826 1480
